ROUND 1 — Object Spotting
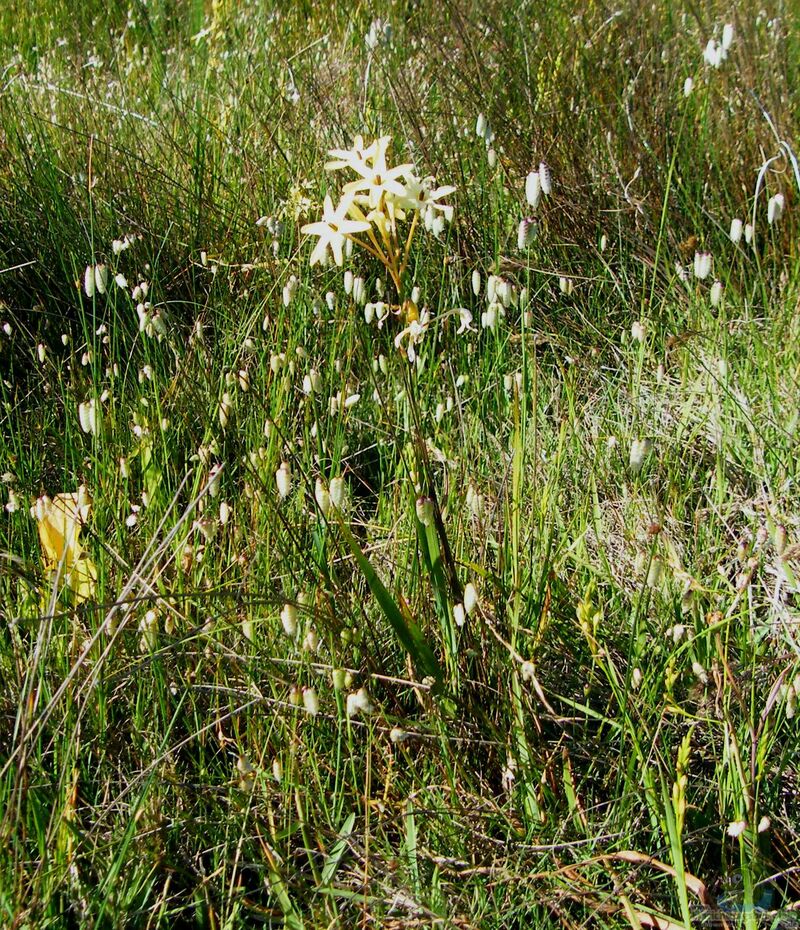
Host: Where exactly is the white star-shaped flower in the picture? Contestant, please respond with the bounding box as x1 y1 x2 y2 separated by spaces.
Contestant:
325 135 386 173
398 176 456 222
341 142 414 210
301 195 371 266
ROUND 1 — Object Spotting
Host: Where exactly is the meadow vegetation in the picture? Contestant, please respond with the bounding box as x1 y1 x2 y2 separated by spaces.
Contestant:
1 0 799 926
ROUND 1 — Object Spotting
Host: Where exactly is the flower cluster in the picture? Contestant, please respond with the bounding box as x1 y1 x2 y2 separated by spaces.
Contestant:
301 135 455 281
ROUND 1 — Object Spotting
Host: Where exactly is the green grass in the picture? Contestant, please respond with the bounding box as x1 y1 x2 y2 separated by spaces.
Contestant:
1 1 799 927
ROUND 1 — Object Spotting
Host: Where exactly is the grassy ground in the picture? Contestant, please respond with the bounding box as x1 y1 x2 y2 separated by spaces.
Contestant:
1 1 799 927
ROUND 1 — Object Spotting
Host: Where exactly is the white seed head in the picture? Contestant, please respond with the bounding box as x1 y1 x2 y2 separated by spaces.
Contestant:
463 582 478 615
538 161 552 195
768 193 785 225
525 171 541 209
276 461 292 499
481 304 498 330
693 251 712 280
315 478 331 516
329 476 345 510
471 268 481 296
629 438 652 473
346 686 374 717
83 265 96 298
78 398 100 435
302 686 319 716
416 496 434 527
721 22 734 50
280 603 298 637
727 820 747 838
517 218 537 250
729 217 743 243
94 264 108 295
219 393 233 429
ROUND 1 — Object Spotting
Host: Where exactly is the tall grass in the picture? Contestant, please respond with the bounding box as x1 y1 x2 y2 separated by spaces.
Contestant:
1 1 799 927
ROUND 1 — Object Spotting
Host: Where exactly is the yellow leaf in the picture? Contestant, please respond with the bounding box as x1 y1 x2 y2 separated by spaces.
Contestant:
35 488 96 603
